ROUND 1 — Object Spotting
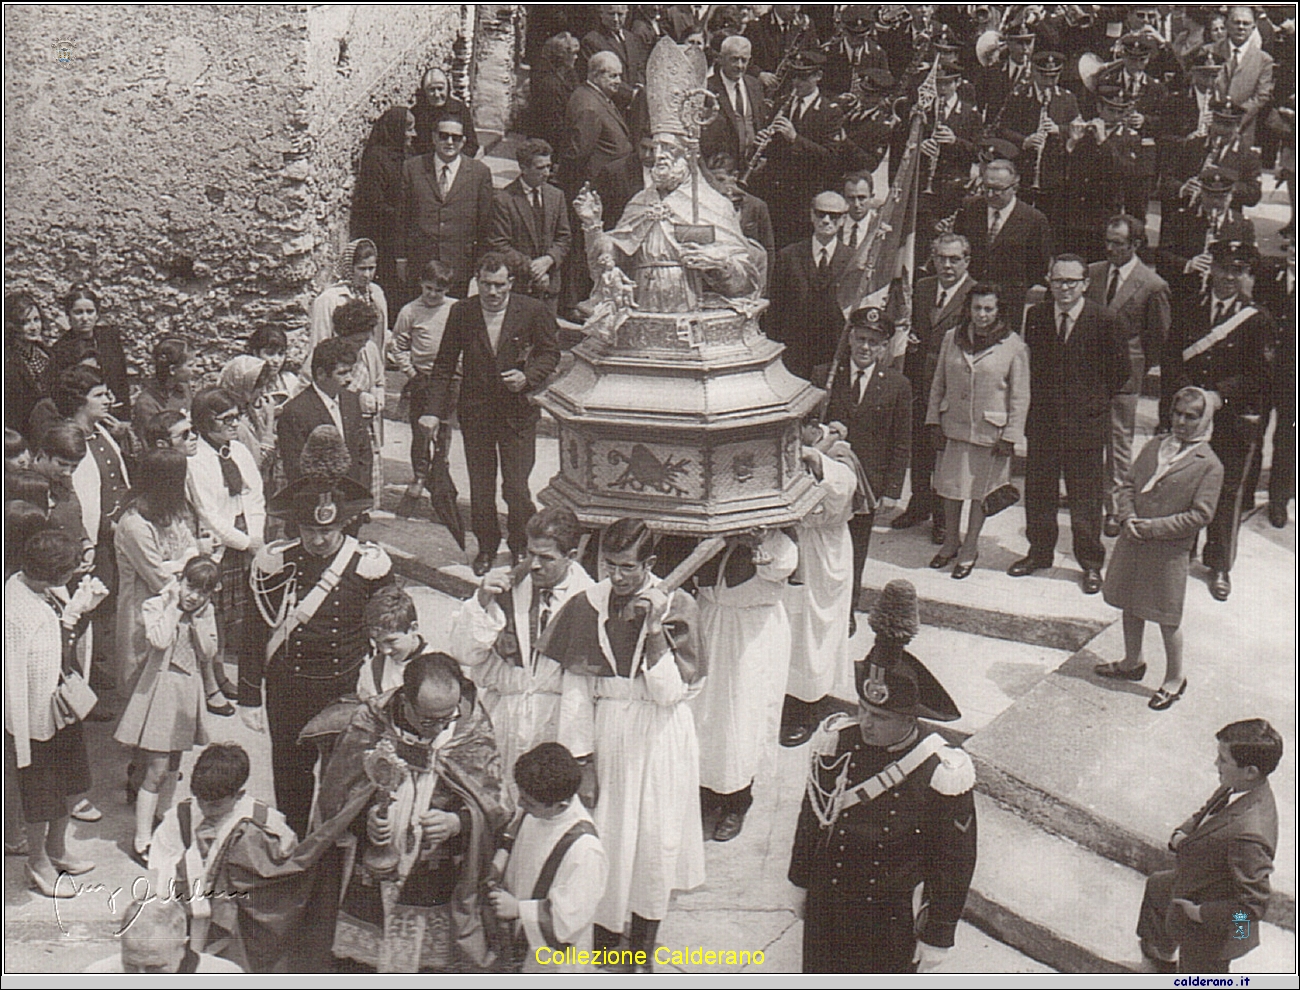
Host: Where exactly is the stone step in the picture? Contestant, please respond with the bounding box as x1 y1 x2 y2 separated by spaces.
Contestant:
969 793 1296 974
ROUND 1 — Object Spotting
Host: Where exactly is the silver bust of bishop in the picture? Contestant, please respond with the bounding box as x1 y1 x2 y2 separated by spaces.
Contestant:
573 37 766 316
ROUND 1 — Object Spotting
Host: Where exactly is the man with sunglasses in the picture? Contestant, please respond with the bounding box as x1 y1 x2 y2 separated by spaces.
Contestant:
770 190 851 380
397 109 494 300
310 652 504 972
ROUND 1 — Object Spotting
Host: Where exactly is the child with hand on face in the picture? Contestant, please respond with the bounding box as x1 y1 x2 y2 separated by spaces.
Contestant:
488 743 608 973
114 555 225 864
356 585 440 699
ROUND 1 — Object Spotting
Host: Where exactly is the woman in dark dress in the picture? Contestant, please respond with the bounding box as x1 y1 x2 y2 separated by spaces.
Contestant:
5 292 53 439
49 284 131 422
351 106 414 312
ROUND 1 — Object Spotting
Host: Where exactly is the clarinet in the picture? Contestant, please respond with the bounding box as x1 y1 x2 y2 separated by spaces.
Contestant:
1031 99 1051 191
740 90 798 185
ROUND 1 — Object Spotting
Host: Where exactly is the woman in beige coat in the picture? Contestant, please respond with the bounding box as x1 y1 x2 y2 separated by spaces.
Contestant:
926 284 1030 578
1096 387 1224 710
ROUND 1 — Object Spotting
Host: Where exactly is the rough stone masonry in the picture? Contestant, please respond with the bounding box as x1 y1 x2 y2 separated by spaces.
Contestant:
4 4 474 384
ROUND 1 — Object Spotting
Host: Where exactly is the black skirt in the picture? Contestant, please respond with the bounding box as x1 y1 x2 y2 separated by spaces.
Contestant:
6 723 91 822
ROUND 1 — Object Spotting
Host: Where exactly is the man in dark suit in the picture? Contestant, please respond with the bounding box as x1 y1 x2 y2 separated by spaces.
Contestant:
1162 241 1276 601
823 309 911 612
753 50 846 249
1086 215 1171 537
893 233 975 542
561 51 633 195
489 138 571 313
594 134 657 231
701 34 767 165
580 4 649 89
745 4 818 90
996 51 1080 235
423 252 561 576
769 191 851 380
1137 719 1281 974
953 158 1054 332
396 111 494 300
1010 255 1128 594
278 336 373 491
410 66 479 159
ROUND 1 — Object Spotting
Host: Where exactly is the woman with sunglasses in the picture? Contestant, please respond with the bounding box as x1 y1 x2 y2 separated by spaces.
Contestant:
186 388 265 689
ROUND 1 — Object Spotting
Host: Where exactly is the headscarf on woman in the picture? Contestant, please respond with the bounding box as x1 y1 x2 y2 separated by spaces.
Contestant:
1141 386 1219 494
309 238 388 351
219 355 269 409
218 356 274 469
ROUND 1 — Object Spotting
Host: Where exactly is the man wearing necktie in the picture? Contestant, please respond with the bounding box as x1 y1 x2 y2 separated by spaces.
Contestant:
397 110 494 300
702 35 766 165
1011 256 1127 594
1085 215 1171 538
823 309 911 620
1210 5 1275 148
1136 719 1281 974
770 191 850 379
488 138 572 313
449 506 594 808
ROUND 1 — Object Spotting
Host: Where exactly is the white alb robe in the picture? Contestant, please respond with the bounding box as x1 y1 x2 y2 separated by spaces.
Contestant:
784 449 857 703
552 580 706 929
693 531 798 794
449 561 594 809
504 800 609 972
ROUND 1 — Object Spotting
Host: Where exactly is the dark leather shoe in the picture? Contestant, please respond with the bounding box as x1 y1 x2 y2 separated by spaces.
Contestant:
1094 661 1146 681
1269 501 1289 528
1103 515 1121 538
1007 556 1050 577
1208 570 1231 601
713 810 746 842
951 557 978 580
1082 568 1103 595
471 551 496 577
780 724 813 748
929 550 958 569
1148 679 1187 711
890 502 930 529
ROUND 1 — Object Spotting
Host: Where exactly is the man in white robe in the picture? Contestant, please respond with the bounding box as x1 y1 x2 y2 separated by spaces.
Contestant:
450 506 595 809
781 434 858 747
692 528 797 841
541 517 705 972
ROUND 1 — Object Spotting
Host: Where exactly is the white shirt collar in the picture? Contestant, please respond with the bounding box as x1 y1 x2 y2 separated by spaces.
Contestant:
798 89 820 116
936 273 970 301
435 153 462 187
313 382 339 410
1110 254 1140 283
813 237 838 263
1054 297 1086 322
989 197 1017 222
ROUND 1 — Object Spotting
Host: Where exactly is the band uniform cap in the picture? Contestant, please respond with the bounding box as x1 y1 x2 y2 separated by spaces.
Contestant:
1118 32 1158 57
854 647 962 721
849 306 890 335
1006 28 1038 43
1097 84 1134 110
269 474 372 526
1031 50 1065 73
978 135 1022 162
788 49 827 74
1209 238 1260 270
936 64 964 83
1198 164 1239 193
1189 46 1226 72
841 4 873 30
1210 98 1247 123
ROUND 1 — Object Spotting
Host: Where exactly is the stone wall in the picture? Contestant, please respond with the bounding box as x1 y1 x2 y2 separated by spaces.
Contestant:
304 4 467 286
3 4 464 387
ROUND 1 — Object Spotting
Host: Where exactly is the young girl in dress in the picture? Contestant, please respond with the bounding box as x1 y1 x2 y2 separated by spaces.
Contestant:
115 555 221 864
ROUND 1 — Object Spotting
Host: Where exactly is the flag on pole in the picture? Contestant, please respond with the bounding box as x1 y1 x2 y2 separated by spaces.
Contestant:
824 59 937 407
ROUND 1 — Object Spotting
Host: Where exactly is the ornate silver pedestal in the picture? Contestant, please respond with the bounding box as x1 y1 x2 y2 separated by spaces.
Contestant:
536 308 824 535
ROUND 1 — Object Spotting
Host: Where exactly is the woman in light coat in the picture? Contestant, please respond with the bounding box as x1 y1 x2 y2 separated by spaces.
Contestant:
1096 386 1224 711
926 283 1030 578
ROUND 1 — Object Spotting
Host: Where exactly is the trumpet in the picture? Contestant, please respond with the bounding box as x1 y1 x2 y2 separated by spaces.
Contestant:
739 91 797 186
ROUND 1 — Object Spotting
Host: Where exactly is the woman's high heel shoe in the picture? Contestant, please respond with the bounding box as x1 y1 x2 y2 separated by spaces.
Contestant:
929 550 958 569
951 557 978 580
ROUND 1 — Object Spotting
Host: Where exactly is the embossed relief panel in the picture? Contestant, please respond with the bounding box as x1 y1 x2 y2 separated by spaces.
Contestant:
591 440 705 500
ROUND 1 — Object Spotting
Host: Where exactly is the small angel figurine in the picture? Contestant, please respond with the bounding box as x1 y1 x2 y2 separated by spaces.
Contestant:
581 250 638 343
